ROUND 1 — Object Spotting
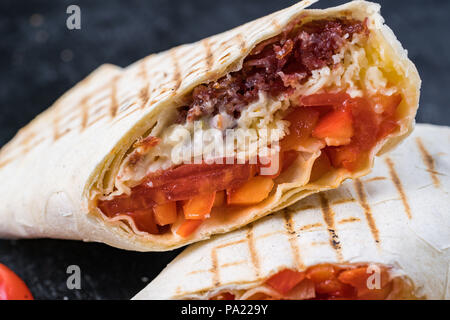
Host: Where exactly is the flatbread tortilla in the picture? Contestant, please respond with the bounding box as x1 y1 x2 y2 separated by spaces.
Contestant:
134 124 449 299
0 1 420 251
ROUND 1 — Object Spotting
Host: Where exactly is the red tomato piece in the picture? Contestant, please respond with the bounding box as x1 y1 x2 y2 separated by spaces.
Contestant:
338 266 390 299
127 208 159 234
153 202 177 226
227 176 274 205
266 269 306 295
347 98 378 151
312 105 354 146
306 264 336 283
280 107 320 151
326 145 361 171
213 191 226 207
315 279 354 297
0 264 33 300
176 219 203 237
183 192 216 220
144 162 257 202
371 93 402 118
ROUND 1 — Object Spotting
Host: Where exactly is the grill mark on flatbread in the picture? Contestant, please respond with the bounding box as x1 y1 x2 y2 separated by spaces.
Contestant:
53 111 71 141
14 130 44 156
52 112 60 141
219 52 232 63
80 97 89 130
338 217 361 224
385 157 412 219
202 39 214 70
236 33 247 54
283 210 305 269
220 260 247 268
271 18 282 30
0 157 14 169
365 176 387 183
138 61 150 108
210 247 220 286
187 269 209 275
299 222 323 231
246 224 261 278
111 103 139 124
109 76 119 118
185 67 201 77
293 204 315 211
175 286 182 295
311 241 329 246
254 230 283 240
209 238 247 286
19 131 36 147
24 136 46 153
87 112 108 127
170 49 182 95
331 198 356 206
318 193 343 262
354 179 380 245
216 239 247 249
416 137 441 188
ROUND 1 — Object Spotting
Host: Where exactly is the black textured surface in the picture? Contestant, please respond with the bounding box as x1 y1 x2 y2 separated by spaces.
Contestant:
0 0 449 300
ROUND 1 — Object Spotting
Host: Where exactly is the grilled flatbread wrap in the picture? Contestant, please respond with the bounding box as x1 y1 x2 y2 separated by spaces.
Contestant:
134 124 450 299
0 1 420 251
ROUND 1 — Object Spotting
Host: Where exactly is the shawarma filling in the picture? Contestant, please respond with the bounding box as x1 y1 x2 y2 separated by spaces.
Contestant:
97 17 405 237
210 264 414 300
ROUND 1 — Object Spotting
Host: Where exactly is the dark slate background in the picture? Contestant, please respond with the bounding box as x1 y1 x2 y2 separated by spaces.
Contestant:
0 0 448 300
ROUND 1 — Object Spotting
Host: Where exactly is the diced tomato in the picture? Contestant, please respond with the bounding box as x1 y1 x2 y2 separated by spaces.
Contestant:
176 219 203 237
306 264 336 283
153 202 177 226
266 269 306 295
127 209 159 234
144 162 257 202
0 264 33 300
280 107 320 151
227 176 274 205
315 279 355 298
347 97 379 151
371 93 402 118
326 145 361 171
338 266 390 299
97 189 154 217
98 162 258 218
183 192 216 220
261 264 394 300
213 191 226 207
312 105 353 146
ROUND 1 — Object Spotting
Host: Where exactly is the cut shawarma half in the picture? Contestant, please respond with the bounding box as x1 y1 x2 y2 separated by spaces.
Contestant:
133 124 450 299
0 1 420 251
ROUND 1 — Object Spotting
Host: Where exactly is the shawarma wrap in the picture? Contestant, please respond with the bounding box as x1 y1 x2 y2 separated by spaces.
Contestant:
0 1 420 251
133 124 450 299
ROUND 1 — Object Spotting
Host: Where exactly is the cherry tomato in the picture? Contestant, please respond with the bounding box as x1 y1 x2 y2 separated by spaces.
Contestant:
0 263 33 300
